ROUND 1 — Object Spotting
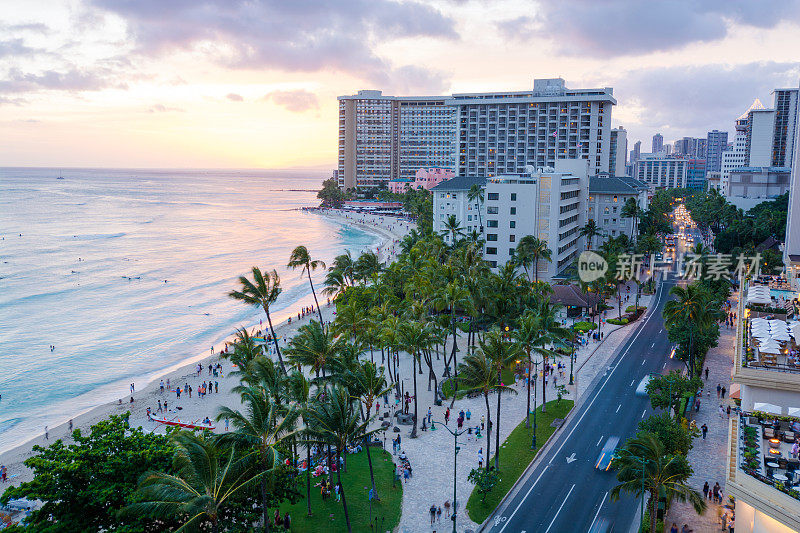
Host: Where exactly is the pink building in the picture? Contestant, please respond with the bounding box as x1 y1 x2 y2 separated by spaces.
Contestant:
389 167 454 194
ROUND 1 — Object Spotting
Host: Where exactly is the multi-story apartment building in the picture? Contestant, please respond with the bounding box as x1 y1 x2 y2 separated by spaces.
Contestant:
771 88 799 168
674 136 707 158
431 176 487 241
633 153 689 190
706 129 729 172
726 278 800 532
747 107 777 167
785 97 800 291
448 78 616 178
481 159 588 278
722 109 752 193
337 90 455 189
630 140 642 164
609 126 627 176
686 158 707 190
587 176 649 243
652 133 663 154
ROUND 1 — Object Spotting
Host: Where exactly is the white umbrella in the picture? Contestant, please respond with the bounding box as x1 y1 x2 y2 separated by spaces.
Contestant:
759 345 782 354
791 323 800 339
787 407 800 417
772 332 791 341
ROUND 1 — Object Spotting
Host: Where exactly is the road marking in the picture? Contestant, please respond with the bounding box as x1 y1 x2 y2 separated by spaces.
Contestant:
630 379 635 386
651 342 656 348
641 359 646 366
498 280 667 529
660 328 663 333
642 409 647 419
616 404 621 413
544 484 575 533
663 362 667 369
596 435 603 447
588 491 609 532
497 465 550 532
566 453 577 464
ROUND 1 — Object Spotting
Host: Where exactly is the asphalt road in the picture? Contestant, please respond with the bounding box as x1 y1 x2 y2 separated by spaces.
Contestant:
486 273 685 533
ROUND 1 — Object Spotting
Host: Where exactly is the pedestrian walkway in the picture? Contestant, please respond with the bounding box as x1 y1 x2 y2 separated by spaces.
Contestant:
664 295 737 532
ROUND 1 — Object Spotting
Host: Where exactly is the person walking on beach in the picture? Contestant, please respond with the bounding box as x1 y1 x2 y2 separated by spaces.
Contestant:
430 504 437 525
44 426 48 440
444 500 450 518
68 419 73 431
160 380 164 393
130 383 135 394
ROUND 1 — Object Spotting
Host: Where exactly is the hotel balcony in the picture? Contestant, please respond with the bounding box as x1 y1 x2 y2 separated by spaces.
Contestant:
727 413 800 532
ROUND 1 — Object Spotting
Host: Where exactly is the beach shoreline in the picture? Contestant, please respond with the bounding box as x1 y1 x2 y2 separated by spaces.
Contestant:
0 208 414 487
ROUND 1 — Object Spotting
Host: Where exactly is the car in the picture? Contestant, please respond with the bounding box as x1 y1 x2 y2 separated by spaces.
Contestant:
635 373 659 396
595 436 620 471
589 517 615 533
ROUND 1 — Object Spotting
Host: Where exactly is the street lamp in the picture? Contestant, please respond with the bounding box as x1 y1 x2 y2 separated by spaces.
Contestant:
430 419 469 533
569 315 576 386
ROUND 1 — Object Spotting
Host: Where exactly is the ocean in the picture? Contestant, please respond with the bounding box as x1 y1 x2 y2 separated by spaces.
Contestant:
0 168 379 453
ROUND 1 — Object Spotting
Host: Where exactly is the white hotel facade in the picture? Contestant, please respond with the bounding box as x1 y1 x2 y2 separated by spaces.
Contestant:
337 78 616 190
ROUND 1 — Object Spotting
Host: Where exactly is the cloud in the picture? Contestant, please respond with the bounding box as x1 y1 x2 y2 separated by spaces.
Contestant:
89 0 457 87
0 38 36 59
610 61 800 139
529 0 800 57
495 16 538 41
226 92 243 102
0 67 124 94
262 89 318 112
148 104 184 112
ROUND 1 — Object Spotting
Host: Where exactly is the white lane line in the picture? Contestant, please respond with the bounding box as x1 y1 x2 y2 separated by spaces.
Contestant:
596 435 604 446
641 409 646 419
641 359 646 366
497 465 549 532
497 281 666 529
588 491 609 532
544 484 576 533
660 328 663 333
663 362 667 369
616 404 621 413
651 342 656 348
630 379 635 386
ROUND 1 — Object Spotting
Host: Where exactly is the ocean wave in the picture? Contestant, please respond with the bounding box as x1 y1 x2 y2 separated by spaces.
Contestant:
70 232 126 240
0 417 21 434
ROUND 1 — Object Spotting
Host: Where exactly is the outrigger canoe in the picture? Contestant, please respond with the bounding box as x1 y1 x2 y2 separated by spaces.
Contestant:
148 413 215 430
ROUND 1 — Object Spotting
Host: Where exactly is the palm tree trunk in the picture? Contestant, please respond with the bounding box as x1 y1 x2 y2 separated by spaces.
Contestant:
534 257 539 282
541 356 548 413
264 308 287 374
526 353 532 428
495 373 502 470
411 354 419 438
336 447 352 533
306 443 312 516
648 492 657 533
484 392 492 469
307 270 324 325
450 307 459 373
364 435 377 499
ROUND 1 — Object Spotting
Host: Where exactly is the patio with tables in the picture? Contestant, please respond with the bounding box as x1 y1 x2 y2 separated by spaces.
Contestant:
743 284 800 370
737 411 800 498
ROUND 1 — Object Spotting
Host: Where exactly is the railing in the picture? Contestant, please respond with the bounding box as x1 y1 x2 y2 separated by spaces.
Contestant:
742 360 800 374
735 413 800 502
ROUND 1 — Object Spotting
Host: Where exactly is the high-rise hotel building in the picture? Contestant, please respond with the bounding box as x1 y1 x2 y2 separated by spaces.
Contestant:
337 78 616 189
447 78 616 178
337 90 455 190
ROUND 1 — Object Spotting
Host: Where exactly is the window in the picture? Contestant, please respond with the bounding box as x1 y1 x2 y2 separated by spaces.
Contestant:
467 215 473 221
511 193 517 201
612 206 617 213
487 206 499 214
510 221 516 228
486 247 497 255
509 235 516 242
487 220 498 228
487 234 498 241
613 195 618 202
510 207 516 215
604 207 609 214
440 193 445 198
509 248 516 256
489 260 497 268
487 192 499 200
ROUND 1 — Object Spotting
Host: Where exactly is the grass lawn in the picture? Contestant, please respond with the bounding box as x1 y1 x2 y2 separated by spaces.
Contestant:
466 399 574 524
279 447 402 532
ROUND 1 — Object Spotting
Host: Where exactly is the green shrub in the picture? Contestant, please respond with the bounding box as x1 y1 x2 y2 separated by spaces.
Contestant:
626 305 647 313
607 318 629 325
573 321 597 332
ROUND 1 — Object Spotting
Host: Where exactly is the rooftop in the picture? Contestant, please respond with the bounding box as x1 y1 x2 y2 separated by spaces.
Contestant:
589 176 644 194
430 176 486 192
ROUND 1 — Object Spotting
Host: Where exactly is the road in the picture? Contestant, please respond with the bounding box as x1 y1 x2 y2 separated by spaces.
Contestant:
486 273 684 533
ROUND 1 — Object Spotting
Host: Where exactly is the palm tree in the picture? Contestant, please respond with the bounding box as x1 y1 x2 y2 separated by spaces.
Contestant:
610 433 705 533
513 309 555 428
530 299 569 412
397 320 434 438
128 431 259 533
440 214 464 246
354 250 382 282
432 280 473 381
478 329 521 469
516 235 552 282
467 183 484 233
227 326 262 369
229 267 287 374
305 386 378 533
284 371 315 516
347 361 391 498
580 219 604 250
288 245 326 324
621 197 641 243
663 284 715 377
322 268 349 301
284 320 344 380
217 389 296 530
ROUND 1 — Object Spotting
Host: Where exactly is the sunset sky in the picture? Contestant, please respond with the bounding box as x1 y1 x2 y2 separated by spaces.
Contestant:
3 0 800 169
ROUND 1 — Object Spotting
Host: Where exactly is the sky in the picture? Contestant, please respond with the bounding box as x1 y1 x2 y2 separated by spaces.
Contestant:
2 0 800 169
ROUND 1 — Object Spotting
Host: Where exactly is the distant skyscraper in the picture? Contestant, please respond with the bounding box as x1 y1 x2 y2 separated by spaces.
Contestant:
674 137 705 157
652 133 663 153
706 130 728 172
609 126 627 176
630 140 641 164
771 87 799 167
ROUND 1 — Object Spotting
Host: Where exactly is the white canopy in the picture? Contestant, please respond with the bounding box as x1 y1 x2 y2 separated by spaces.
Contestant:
754 402 783 415
791 323 800 340
771 332 791 341
787 407 800 417
759 345 782 354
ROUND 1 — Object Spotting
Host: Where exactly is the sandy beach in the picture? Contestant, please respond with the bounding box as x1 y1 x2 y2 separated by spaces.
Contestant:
0 209 414 488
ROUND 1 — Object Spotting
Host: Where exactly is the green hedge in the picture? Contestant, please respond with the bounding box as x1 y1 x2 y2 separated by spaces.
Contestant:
626 305 646 313
573 321 597 332
607 318 629 325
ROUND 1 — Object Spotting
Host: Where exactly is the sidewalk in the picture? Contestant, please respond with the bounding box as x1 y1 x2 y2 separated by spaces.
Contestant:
664 295 737 532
